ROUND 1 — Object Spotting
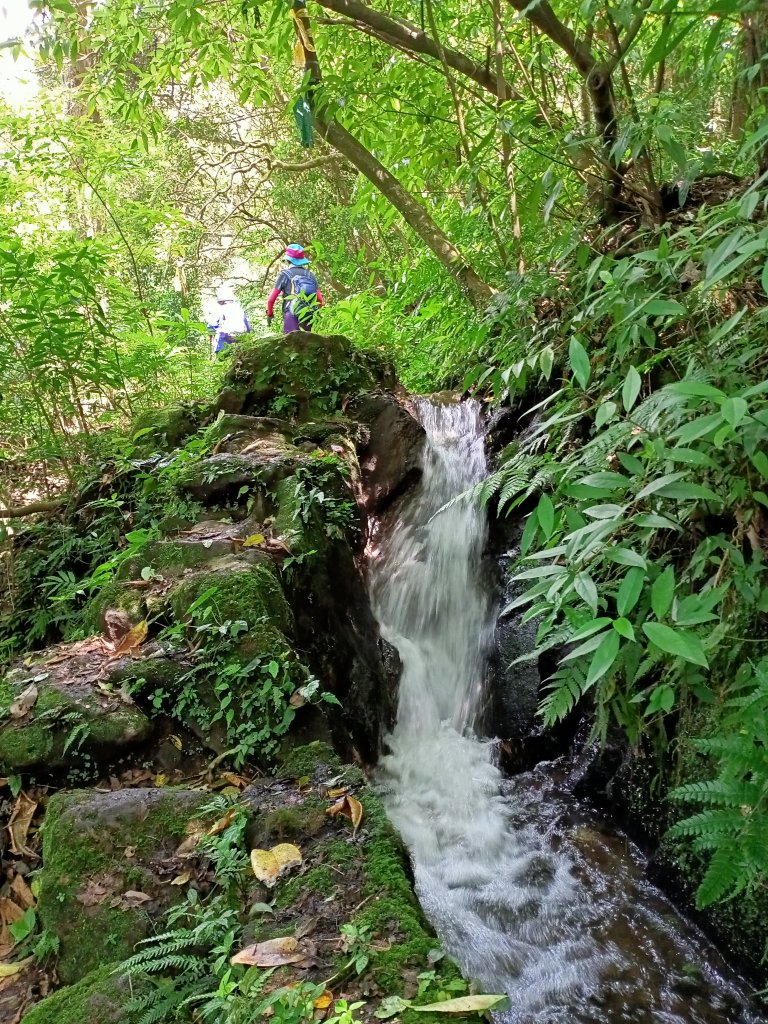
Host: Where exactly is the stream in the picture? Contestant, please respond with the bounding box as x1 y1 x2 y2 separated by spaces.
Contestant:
369 398 763 1024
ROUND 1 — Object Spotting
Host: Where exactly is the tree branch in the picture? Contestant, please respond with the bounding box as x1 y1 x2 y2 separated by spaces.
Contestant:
0 497 68 519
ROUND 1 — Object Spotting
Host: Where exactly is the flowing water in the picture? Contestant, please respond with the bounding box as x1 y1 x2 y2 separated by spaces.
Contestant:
370 398 763 1024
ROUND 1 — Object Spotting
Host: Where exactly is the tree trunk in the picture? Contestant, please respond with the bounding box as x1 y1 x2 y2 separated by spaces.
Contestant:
291 1 495 306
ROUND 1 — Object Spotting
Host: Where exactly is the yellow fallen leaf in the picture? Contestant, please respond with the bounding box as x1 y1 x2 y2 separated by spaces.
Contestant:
207 807 238 836
0 956 33 978
250 843 302 887
326 795 363 835
154 773 167 788
326 787 349 799
169 735 183 750
170 872 191 886
175 820 206 857
411 994 509 1014
108 620 148 658
314 991 334 1010
243 533 266 547
230 936 305 967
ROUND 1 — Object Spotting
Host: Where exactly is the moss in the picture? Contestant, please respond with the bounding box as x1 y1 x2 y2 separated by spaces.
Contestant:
19 963 139 1024
323 839 358 868
262 806 327 841
276 865 339 908
38 790 208 983
277 741 342 779
167 561 292 635
84 582 146 634
0 720 54 770
131 404 199 455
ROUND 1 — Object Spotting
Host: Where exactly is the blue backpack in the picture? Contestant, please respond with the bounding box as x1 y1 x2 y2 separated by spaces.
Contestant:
288 270 319 323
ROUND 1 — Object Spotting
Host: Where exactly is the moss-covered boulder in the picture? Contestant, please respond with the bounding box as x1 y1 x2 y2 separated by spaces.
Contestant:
216 333 384 421
38 788 210 984
20 963 138 1024
130 403 200 455
0 653 153 775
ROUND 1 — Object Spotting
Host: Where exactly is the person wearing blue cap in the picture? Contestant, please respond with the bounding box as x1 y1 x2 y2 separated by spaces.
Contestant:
266 244 324 332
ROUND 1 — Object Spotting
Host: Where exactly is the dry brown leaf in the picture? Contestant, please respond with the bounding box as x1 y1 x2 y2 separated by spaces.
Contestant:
314 991 334 1010
289 690 306 708
9 876 34 911
230 936 306 968
122 890 152 908
175 820 206 857
108 620 148 658
326 787 349 799
0 897 24 955
207 807 238 836
222 772 249 789
123 846 137 859
76 881 109 908
8 794 38 858
326 795 363 835
9 684 38 720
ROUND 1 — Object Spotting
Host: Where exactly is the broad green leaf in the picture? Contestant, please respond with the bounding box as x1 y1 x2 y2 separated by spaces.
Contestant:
672 413 724 444
645 684 675 716
720 396 748 429
622 366 642 412
606 547 647 569
642 622 709 668
632 513 681 530
750 451 768 478
537 493 555 539
651 566 675 620
585 629 621 688
595 400 617 428
574 572 599 615
510 564 566 582
654 482 721 502
612 617 635 641
636 472 687 500
617 566 645 616
568 337 591 389
569 617 613 643
665 381 725 400
578 472 630 491
643 298 686 317
583 503 625 519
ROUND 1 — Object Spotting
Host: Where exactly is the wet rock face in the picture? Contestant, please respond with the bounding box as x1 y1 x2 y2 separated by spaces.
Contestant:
353 394 426 515
38 788 210 984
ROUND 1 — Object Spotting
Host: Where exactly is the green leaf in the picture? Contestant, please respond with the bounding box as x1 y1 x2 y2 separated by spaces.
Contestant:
536 493 555 539
606 547 647 569
646 684 675 716
578 472 630 491
584 503 625 520
651 566 675 620
569 617 613 643
665 381 725 400
612 617 635 641
643 298 686 317
585 629 621 688
617 566 646 616
750 451 768 478
574 572 599 615
568 337 591 389
9 907 35 942
762 257 768 298
642 622 709 668
654 482 721 503
622 366 642 412
595 400 617 428
636 472 687 500
720 396 748 429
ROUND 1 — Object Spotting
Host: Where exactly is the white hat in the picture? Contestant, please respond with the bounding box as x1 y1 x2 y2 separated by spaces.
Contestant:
216 284 236 302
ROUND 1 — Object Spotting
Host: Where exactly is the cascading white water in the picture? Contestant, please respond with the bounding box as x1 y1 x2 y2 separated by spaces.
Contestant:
370 398 763 1024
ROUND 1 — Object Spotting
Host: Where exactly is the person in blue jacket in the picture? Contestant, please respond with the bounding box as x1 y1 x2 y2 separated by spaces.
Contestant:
207 285 251 354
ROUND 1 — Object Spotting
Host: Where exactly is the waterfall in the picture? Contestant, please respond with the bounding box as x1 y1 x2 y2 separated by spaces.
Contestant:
369 398 763 1024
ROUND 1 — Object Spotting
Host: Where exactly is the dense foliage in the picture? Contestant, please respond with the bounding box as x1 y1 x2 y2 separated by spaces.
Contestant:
2 0 768 934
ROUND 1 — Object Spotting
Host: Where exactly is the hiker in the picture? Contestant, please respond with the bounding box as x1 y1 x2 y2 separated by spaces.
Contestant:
266 244 324 333
207 285 251 354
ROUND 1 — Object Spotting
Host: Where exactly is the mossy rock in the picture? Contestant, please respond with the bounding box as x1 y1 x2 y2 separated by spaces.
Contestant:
19 963 139 1024
0 662 153 775
131 404 199 455
166 558 293 635
38 788 210 984
218 333 381 421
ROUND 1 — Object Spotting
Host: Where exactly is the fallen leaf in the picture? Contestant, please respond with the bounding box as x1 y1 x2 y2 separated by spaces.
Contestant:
108 620 148 658
175 820 205 857
230 936 306 968
289 690 306 708
8 794 38 858
250 843 302 887
0 896 25 956
243 533 266 547
9 684 38 720
169 735 183 751
121 890 153 908
154 773 168 787
326 787 349 799
76 882 109 908
326 795 363 835
207 807 238 836
314 991 334 1010
10 875 34 910
295 915 319 939
411 995 509 1014
222 772 249 789
0 957 33 978
123 846 136 859
170 872 191 886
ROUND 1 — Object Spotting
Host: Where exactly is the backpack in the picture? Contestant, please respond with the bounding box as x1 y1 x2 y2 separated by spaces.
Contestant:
219 303 248 335
287 271 319 324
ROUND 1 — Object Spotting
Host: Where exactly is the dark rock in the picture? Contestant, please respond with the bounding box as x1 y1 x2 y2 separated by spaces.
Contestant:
353 394 425 515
